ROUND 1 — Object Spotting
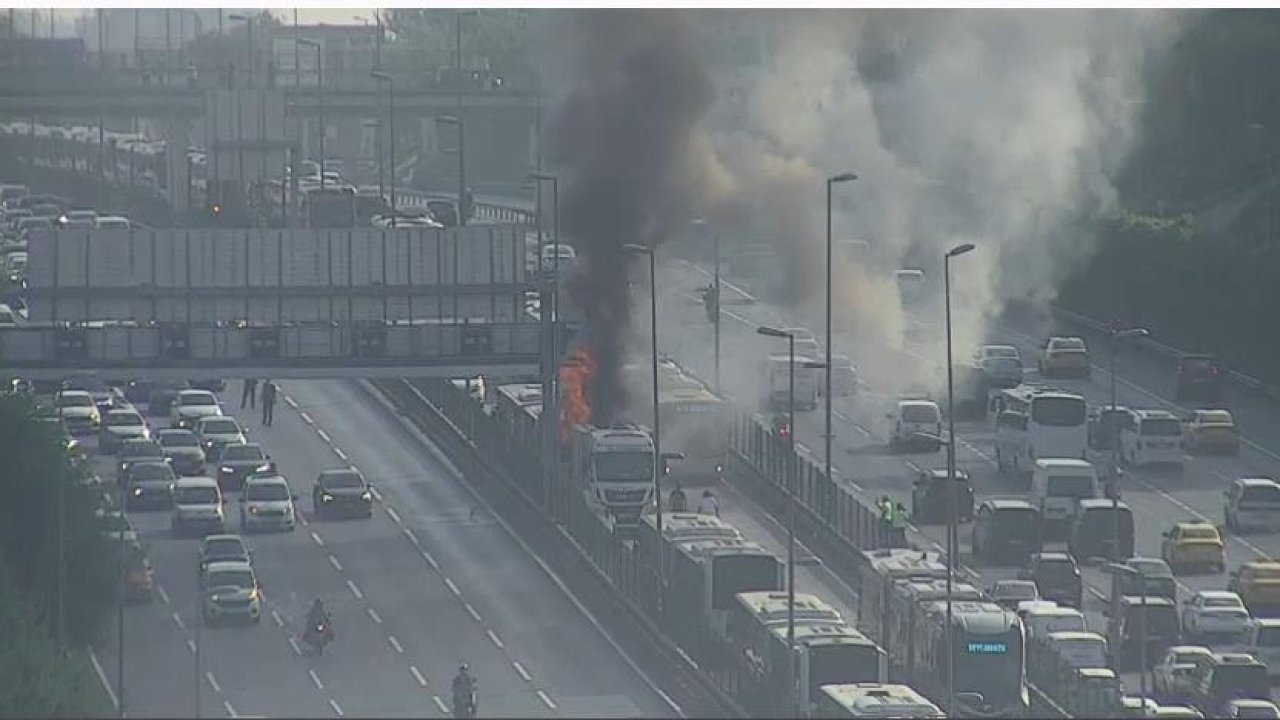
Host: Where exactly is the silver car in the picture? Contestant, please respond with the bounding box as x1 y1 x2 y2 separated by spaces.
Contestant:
240 473 298 532
200 560 261 625
170 389 222 430
100 408 150 453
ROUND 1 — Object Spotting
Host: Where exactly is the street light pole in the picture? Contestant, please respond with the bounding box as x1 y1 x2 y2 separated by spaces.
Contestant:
825 172 856 508
371 72 396 219
532 172 561 517
116 487 126 719
296 38 324 190
944 241 976 718
454 10 476 225
692 218 720 394
1108 325 1148 558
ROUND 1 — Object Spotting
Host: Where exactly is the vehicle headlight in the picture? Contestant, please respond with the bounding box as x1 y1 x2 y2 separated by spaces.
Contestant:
255 464 270 472
321 493 334 503
132 487 143 497
361 491 372 501
248 505 259 514
220 466 233 473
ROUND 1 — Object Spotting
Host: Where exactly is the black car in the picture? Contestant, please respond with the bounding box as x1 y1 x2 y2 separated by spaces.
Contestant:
125 461 177 509
122 379 154 405
1176 354 1224 402
147 380 191 417
157 429 206 476
216 443 269 492
1088 405 1134 452
972 499 1043 565
1068 498 1135 562
313 468 374 519
116 438 166 483
911 468 975 524
1020 552 1083 609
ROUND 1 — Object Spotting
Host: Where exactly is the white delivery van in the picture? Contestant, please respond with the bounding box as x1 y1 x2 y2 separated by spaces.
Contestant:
1032 458 1099 525
1121 409 1186 469
762 355 820 412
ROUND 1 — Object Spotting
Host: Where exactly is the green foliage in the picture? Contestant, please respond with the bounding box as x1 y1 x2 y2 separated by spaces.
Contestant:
0 395 117 648
384 9 531 80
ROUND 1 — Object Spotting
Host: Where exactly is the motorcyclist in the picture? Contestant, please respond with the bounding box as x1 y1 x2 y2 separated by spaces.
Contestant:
452 664 476 717
306 598 330 637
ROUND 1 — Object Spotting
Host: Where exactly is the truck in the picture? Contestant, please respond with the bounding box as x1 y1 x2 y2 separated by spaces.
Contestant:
570 424 656 526
762 354 820 412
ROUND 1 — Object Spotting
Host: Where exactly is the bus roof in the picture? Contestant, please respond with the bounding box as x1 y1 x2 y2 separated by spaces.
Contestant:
864 548 950 580
1001 383 1084 401
642 512 742 542
737 591 844 626
769 621 876 647
820 683 942 718
495 383 543 406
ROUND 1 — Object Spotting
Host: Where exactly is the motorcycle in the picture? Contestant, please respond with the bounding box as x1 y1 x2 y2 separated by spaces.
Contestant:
302 618 334 656
452 688 477 718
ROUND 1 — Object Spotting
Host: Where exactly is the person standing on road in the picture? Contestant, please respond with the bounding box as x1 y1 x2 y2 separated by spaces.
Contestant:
696 489 719 518
261 380 277 426
241 377 257 409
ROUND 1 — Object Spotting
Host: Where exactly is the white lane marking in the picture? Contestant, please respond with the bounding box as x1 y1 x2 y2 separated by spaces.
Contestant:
328 555 343 572
300 412 314 425
187 638 198 654
328 698 344 716
1142 470 1267 559
297 511 309 527
223 699 237 718
366 607 382 624
333 447 348 462
288 636 302 656
371 486 383 502
345 579 363 600
172 611 186 631
156 585 170 605
206 671 222 693
385 506 401 524
285 395 298 409
410 665 428 687
465 603 482 622
308 668 324 690
487 629 505 648
421 549 440 571
903 460 921 473
388 634 404 653
432 695 449 714
512 660 532 682
311 531 325 547
537 690 558 710
403 527 420 547
444 578 461 597
316 428 332 443
89 649 118 711
271 609 284 627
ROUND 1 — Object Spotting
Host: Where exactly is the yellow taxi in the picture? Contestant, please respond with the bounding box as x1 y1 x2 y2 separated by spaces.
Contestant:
1183 409 1240 455
1228 561 1280 613
1160 521 1226 574
1038 336 1091 379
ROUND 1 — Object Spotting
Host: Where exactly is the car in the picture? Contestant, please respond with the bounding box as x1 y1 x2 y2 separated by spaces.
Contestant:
539 243 575 272
170 389 222 429
971 498 1043 565
97 508 138 545
1020 552 1083 608
195 416 247 461
1120 409 1186 469
1154 645 1214 705
124 461 177 509
1176 354 1223 402
156 429 207 476
1038 336 1090 378
94 215 131 230
0 302 17 327
54 389 100 435
1224 478 1280 532
887 398 943 453
1228 562 1280 615
1227 699 1280 719
828 354 859 398
782 327 822 360
1161 521 1226 574
123 545 155 603
187 378 227 393
989 579 1039 611
60 209 97 227
116 438 165 483
973 344 1022 366
170 477 225 537
1119 696 1161 718
1154 706 1205 718
200 560 261 625
1187 652 1270 718
61 376 120 412
1184 409 1239 455
313 468 374 519
146 379 190 416
216 443 270 492
197 534 251 581
910 467 974 523
240 472 298 532
973 344 1024 387
99 407 150 454
1181 590 1250 643
1115 557 1177 602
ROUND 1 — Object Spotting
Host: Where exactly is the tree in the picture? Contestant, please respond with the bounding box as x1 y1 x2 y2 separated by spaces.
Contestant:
0 395 118 648
384 9 531 82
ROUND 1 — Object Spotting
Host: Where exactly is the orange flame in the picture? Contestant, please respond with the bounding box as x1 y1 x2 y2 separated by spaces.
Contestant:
559 344 596 443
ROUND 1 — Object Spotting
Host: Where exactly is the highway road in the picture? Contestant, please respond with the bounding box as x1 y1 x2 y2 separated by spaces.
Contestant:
87 379 678 718
657 255 1280 703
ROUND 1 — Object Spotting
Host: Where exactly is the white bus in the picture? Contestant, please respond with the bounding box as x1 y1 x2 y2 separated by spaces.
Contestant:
659 385 730 484
816 683 943 718
992 384 1088 478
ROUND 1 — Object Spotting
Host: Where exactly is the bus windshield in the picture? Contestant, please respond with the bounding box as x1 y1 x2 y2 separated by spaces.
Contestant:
1032 397 1086 427
809 642 882 695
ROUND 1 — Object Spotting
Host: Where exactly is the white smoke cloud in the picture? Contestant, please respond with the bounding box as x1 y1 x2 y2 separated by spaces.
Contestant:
697 9 1183 391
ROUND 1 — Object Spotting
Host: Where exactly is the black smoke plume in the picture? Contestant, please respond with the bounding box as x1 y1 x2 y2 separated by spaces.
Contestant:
545 10 716 424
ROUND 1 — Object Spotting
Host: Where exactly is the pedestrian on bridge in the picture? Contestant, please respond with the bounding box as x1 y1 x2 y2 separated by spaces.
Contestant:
241 378 258 409
262 380 277 426
892 502 909 547
696 489 719 518
669 481 688 513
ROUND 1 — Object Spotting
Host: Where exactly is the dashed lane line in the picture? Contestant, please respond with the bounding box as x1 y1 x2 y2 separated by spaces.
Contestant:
388 635 404 654
346 579 363 600
366 607 382 625
370 486 383 502
465 603 482 622
487 629 505 648
328 698 344 716
316 428 332 443
300 412 314 425
403 527 420 547
187 638 197 654
512 660 532 682
89 650 118 711
333 447 348 462
421 549 440 572
308 668 325 691
410 665 428 687
311 531 325 547
271 609 284 627
288 636 303 656
385 506 402 524
285 395 298 409
328 555 343 572
172 611 186 631
537 690 558 710
432 695 450 714
205 671 222 693
156 585 170 605
444 578 461 597
223 699 237 718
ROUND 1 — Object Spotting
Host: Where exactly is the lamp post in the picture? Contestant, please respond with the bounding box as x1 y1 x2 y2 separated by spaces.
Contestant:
943 241 976 717
825 171 857 507
625 243 665 599
370 72 396 221
454 10 477 225
1106 562 1149 707
531 171 561 515
295 38 324 190
115 485 127 718
691 218 720 393
438 114 467 228
1108 325 1148 558
758 325 826 718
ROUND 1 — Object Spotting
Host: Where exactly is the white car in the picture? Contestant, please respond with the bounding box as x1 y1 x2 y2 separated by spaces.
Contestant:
1181 590 1251 641
1121 409 1186 469
1224 478 1280 532
99 408 151 453
170 389 223 430
989 579 1040 610
0 302 16 326
55 389 101 435
1228 700 1280 719
95 215 131 230
240 472 299 532
888 398 943 453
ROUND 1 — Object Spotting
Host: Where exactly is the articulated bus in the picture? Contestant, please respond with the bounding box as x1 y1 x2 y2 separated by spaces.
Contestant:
914 600 1028 717
992 384 1088 478
816 683 944 718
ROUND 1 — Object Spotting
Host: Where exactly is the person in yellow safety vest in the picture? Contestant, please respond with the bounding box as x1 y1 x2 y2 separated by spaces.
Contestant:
878 495 894 533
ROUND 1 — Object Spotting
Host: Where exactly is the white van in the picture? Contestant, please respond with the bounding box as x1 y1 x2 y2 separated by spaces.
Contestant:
1121 409 1185 469
1243 618 1280 680
1031 458 1098 524
762 355 820 412
1024 605 1088 644
1046 630 1109 670
170 476 225 537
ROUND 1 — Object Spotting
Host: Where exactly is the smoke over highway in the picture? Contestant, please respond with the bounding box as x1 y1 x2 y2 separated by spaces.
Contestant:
541 9 726 424
700 10 1182 394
